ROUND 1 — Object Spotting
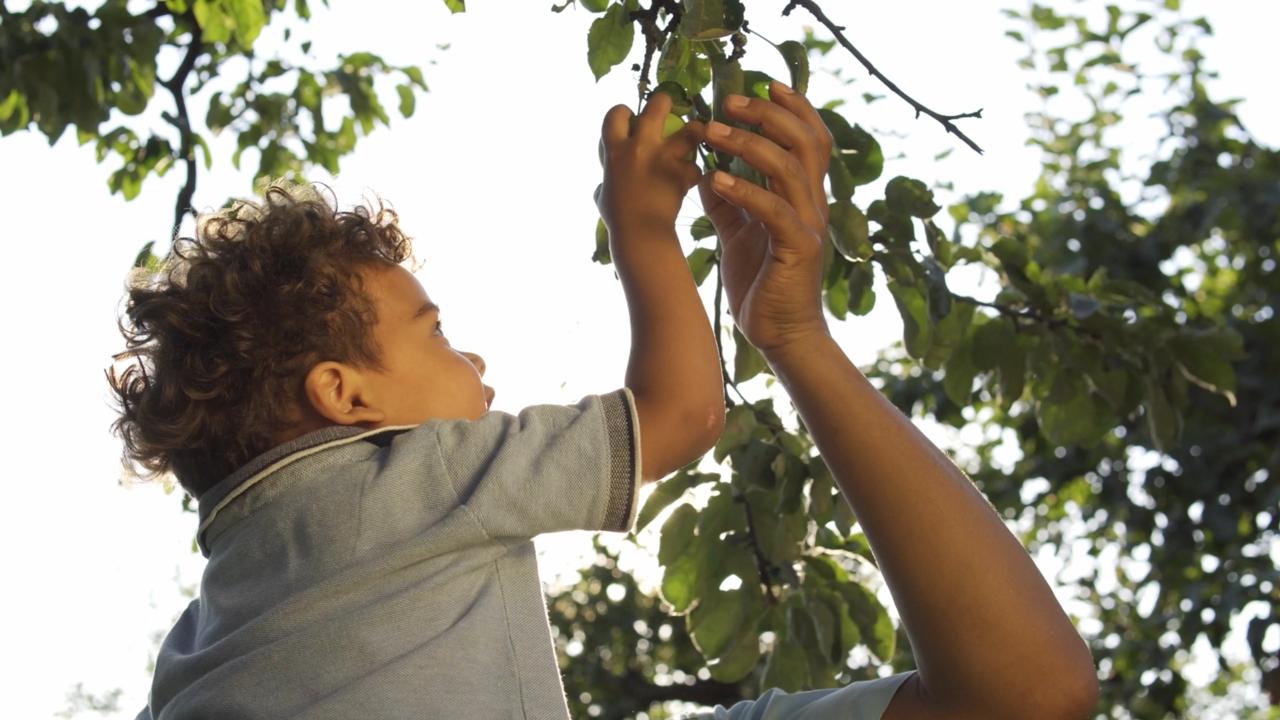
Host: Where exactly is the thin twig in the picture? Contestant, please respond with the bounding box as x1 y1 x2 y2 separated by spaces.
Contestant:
738 491 779 603
782 0 985 154
713 237 736 411
160 16 203 241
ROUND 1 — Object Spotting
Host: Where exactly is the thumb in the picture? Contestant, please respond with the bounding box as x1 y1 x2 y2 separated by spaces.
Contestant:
697 171 748 238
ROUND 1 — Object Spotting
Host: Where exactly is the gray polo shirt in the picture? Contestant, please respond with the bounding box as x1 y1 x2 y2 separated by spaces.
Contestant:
138 389 642 719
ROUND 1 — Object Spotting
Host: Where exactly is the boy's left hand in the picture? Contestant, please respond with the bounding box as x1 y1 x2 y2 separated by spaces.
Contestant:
596 91 706 235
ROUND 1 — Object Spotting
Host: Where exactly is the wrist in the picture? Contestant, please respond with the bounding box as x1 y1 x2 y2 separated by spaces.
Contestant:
761 329 837 372
606 216 677 241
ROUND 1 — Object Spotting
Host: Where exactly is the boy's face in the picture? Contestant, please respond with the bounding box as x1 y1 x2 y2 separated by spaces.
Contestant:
343 262 494 426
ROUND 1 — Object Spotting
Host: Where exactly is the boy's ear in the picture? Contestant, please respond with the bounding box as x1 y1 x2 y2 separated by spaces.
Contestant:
304 361 387 426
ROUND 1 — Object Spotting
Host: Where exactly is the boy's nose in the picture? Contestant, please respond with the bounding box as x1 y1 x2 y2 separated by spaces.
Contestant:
461 351 486 376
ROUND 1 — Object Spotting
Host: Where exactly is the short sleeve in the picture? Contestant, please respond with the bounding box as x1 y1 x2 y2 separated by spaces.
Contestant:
433 387 642 540
683 671 917 720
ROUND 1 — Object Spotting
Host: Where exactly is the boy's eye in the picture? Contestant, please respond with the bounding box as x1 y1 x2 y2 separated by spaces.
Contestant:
434 320 444 336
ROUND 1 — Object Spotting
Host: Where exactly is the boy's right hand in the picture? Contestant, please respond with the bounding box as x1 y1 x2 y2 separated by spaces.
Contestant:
698 83 835 357
595 91 706 237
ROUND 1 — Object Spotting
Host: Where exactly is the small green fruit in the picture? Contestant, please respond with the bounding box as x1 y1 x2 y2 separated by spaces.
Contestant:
662 113 685 138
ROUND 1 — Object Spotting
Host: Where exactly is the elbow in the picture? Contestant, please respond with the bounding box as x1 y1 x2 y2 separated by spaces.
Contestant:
632 393 725 483
673 401 726 472
1061 670 1101 720
1017 662 1101 720
702 398 726 446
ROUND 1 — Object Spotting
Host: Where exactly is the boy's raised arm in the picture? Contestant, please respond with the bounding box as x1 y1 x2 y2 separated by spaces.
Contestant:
596 93 725 483
697 82 1100 720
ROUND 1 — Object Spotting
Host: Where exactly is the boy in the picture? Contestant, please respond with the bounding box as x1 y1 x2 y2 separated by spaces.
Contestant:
112 83 1097 718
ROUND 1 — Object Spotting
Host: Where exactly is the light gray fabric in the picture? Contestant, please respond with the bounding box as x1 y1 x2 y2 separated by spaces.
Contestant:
684 671 917 720
136 388 642 720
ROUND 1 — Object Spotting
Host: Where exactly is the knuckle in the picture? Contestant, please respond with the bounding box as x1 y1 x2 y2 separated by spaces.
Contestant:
783 154 805 178
818 125 834 153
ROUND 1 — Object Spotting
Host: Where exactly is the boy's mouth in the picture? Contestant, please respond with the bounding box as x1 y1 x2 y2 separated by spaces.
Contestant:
484 385 495 408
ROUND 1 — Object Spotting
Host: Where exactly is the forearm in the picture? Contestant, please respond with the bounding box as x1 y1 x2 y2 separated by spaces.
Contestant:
610 226 725 474
764 334 1098 718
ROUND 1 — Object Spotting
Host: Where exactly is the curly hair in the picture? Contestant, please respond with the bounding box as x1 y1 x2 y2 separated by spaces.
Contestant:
106 181 416 499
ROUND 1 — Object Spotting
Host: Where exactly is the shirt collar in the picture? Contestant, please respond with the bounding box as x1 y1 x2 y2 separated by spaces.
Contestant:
194 423 418 557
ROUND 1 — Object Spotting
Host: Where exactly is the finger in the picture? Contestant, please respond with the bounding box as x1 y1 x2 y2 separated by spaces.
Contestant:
765 81 834 162
703 120 824 233
635 89 671 138
708 170 821 261
696 170 748 240
699 173 764 318
602 104 633 150
679 162 702 194
664 120 707 161
721 89 831 203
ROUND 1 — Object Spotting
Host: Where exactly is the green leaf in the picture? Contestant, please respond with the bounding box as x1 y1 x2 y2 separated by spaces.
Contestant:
824 268 849 319
691 215 716 240
847 261 876 316
803 590 837 663
708 627 762 682
686 247 716 286
728 155 766 188
732 440 781 489
1037 374 1109 448
998 342 1027 410
745 486 806 564
193 0 233 45
699 488 748 539
1142 372 1182 453
661 547 700 613
943 340 977 406
733 326 767 383
657 35 712 98
678 0 745 39
762 634 810 693
132 240 158 269
828 150 857 202
838 582 896 663
829 201 871 261
921 257 952 324
226 0 267 47
580 0 610 10
923 219 954 269
817 109 883 185
636 471 709 532
658 502 698 565
587 4 635 81
776 40 810 95
921 294 972 371
442 0 465 12
192 133 213 169
885 176 941 218
710 50 745 168
592 215 611 265
742 70 776 100
652 80 693 115
687 588 750 659
888 281 933 359
395 84 415 118
1170 326 1244 406
714 404 758 463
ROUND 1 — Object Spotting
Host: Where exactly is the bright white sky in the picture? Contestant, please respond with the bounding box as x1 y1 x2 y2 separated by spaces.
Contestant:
2 1 1276 717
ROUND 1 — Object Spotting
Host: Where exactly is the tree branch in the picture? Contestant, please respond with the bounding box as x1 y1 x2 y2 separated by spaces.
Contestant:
631 0 682 110
782 0 985 154
160 16 203 242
